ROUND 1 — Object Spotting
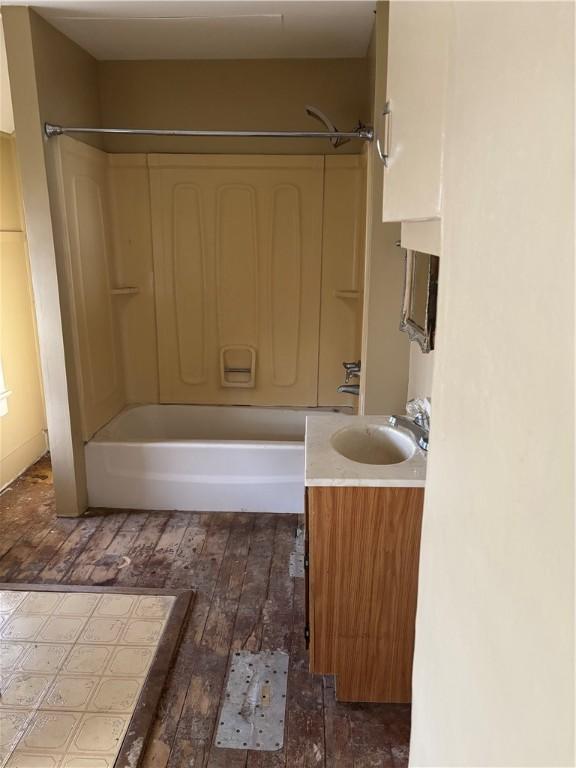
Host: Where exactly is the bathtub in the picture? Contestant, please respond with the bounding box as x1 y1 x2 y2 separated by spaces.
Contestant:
85 404 347 513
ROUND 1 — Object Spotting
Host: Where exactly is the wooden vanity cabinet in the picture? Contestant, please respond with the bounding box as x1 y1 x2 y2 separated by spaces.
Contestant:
306 485 424 702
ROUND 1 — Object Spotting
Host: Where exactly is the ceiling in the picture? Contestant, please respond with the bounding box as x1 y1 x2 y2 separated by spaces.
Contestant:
6 1 376 60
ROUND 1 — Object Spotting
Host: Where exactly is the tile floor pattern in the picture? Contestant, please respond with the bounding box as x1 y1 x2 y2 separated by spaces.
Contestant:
0 589 175 768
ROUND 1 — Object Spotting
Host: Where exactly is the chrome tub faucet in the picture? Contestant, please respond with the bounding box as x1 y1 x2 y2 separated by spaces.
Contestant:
337 360 361 396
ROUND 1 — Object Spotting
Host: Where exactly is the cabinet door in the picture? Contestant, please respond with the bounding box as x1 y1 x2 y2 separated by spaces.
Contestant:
382 1 452 222
308 485 424 702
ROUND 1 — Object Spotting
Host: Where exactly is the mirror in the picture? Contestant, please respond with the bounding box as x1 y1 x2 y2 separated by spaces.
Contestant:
400 249 439 353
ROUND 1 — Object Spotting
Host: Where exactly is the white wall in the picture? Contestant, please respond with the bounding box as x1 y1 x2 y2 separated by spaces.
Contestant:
410 3 574 766
407 346 433 402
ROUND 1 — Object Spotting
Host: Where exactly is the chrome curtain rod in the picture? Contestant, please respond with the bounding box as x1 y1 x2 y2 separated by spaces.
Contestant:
44 122 373 141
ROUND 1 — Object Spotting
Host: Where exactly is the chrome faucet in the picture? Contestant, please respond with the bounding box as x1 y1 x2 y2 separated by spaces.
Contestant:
337 360 361 396
343 360 361 383
389 414 430 451
337 384 360 395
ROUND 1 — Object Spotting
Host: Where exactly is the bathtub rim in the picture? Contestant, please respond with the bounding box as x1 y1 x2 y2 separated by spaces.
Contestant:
87 403 352 444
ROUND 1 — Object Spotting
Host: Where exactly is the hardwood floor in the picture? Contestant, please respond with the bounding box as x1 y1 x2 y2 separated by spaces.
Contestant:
0 456 411 767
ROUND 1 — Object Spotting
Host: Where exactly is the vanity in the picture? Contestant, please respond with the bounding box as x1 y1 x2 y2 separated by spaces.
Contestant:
304 414 426 703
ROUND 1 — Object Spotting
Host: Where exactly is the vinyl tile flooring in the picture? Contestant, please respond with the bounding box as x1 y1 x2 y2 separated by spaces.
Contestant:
0 588 176 767
0 456 411 768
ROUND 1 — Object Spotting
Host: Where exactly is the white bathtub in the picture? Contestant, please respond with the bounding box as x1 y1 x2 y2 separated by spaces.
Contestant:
85 404 347 513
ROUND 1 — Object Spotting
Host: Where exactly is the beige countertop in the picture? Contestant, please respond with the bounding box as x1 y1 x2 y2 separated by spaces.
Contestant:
305 414 427 488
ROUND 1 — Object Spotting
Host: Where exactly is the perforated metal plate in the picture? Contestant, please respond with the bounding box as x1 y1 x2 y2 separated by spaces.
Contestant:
289 526 305 578
215 650 289 751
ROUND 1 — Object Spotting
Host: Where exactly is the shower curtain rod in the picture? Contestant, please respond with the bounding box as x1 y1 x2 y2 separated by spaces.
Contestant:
44 122 374 141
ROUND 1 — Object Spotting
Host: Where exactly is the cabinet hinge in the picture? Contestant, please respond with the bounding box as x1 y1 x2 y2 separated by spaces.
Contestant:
304 625 310 642
304 555 309 569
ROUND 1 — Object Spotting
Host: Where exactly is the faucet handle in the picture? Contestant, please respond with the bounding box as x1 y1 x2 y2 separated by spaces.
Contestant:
411 404 430 432
343 360 361 383
414 412 430 431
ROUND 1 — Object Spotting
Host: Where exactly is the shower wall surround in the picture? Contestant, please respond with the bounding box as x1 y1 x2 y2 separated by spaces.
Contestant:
55 138 124 439
149 155 324 406
54 136 366 438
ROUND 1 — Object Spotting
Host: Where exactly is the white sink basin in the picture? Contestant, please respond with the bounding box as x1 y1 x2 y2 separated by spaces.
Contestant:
305 414 426 487
330 424 416 466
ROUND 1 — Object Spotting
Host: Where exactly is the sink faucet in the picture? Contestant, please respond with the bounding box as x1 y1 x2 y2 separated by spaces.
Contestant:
389 414 430 451
337 361 361 396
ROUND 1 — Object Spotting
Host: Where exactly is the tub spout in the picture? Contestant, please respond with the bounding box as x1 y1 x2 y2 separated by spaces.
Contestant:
337 384 360 396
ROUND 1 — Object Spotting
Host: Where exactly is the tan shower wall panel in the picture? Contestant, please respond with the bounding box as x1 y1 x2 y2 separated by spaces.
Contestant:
318 156 366 406
108 154 159 403
150 155 323 406
216 185 259 349
270 185 304 387
55 137 124 438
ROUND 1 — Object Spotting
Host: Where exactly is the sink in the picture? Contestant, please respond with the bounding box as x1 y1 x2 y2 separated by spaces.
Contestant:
330 424 416 466
306 414 426 487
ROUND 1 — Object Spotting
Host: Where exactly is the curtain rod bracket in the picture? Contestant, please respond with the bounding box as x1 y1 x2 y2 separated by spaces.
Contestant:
45 123 64 137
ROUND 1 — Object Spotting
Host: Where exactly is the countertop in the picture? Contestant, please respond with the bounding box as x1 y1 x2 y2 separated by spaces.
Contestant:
305 414 427 488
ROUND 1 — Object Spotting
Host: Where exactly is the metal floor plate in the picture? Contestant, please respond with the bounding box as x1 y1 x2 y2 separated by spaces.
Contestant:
215 650 289 751
289 527 305 578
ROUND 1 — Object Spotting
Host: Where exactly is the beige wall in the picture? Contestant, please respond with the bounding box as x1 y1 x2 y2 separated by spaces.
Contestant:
407 346 434 402
360 2 409 415
410 2 574 766
97 58 369 155
2 7 405 509
29 11 102 148
2 6 102 514
0 133 47 489
0 19 14 134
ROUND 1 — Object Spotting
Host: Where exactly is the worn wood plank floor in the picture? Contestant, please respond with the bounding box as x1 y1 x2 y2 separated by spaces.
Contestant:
0 456 411 768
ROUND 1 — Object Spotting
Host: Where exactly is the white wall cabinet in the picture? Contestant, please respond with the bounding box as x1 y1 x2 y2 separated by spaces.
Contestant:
382 1 452 222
